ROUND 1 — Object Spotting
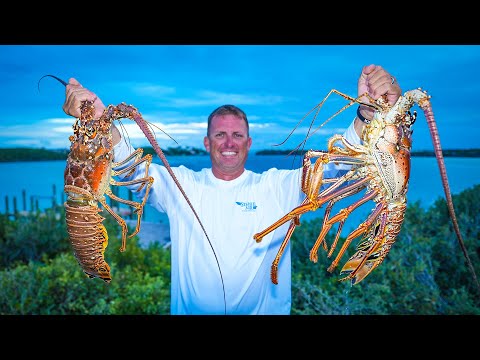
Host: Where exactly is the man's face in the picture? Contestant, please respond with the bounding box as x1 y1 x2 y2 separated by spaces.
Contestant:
203 114 252 180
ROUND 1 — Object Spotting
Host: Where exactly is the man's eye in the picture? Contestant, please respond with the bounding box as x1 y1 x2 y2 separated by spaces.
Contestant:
215 133 224 138
234 134 243 138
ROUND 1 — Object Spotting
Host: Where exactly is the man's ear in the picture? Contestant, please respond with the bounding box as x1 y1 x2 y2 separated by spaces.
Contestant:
203 136 210 152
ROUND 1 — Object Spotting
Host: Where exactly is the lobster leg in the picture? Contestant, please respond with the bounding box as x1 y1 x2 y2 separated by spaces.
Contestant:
107 147 155 247
302 153 327 199
318 200 338 252
327 201 386 273
317 185 369 254
310 189 378 263
268 178 366 283
254 170 370 244
270 215 301 284
325 190 379 257
254 201 319 243
97 195 130 252
111 148 153 192
327 134 369 156
267 161 345 282
339 212 388 284
104 181 152 238
258 177 372 284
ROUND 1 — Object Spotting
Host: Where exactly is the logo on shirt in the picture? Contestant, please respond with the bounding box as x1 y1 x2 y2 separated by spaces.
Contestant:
235 201 257 212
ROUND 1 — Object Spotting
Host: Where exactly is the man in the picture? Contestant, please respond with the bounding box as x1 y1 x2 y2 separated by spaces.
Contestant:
62 64 402 315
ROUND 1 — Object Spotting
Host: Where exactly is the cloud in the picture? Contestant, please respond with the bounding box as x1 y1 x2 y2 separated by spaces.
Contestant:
133 84 176 97
0 115 210 150
133 86 287 108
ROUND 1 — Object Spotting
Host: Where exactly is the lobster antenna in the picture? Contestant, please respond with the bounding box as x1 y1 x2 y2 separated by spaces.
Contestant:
117 119 133 149
274 102 324 147
288 104 323 169
420 97 480 295
275 89 353 168
292 90 379 152
145 120 178 145
38 74 68 92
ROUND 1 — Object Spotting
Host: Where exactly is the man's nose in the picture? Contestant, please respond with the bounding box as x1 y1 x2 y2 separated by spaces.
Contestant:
224 135 235 147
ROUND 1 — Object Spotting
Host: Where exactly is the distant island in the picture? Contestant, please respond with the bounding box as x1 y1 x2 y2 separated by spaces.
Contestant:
0 146 207 162
1 146 479 162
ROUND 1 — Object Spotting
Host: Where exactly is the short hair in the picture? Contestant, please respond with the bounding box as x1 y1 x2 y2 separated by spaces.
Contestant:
207 105 249 136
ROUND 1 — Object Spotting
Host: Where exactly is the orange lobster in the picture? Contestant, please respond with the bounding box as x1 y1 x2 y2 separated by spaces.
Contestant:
38 76 224 299
63 99 154 282
253 88 480 293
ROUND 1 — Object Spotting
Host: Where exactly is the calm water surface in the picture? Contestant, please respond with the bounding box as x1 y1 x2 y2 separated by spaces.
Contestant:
1 155 479 231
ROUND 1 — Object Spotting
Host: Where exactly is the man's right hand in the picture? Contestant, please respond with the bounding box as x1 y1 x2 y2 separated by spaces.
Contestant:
63 78 106 119
63 78 121 145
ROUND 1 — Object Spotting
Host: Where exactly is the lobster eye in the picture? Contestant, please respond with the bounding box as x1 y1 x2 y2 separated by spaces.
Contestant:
411 110 417 125
85 127 97 138
72 119 80 132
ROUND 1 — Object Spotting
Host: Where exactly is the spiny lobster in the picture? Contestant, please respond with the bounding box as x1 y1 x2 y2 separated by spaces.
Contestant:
253 88 480 295
38 76 226 309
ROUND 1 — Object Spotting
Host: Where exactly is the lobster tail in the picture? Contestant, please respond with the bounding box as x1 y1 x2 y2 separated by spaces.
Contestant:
65 202 112 283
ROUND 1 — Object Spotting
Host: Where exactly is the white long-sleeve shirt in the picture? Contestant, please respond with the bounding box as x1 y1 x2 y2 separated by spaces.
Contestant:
113 120 361 315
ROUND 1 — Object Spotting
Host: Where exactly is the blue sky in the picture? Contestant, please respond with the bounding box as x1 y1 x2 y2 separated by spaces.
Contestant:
1 45 479 152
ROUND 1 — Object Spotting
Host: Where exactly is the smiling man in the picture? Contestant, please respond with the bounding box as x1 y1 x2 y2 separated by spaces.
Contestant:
61 64 401 314
204 105 252 181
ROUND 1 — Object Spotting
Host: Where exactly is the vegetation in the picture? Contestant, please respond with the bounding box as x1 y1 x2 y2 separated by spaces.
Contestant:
0 208 170 314
1 184 479 314
0 148 69 162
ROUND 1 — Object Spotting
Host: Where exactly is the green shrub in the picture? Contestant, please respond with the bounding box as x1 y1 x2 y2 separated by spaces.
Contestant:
0 210 171 315
0 208 70 269
0 242 171 315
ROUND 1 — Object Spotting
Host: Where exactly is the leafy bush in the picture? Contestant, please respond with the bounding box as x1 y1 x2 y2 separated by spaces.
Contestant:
0 208 70 269
0 242 171 315
0 208 171 315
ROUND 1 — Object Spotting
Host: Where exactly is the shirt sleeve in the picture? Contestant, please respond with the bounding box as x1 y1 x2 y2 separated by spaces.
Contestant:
113 138 136 164
323 117 360 176
343 117 362 145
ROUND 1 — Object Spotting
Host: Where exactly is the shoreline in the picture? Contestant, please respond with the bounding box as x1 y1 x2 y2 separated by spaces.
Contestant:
2 148 480 162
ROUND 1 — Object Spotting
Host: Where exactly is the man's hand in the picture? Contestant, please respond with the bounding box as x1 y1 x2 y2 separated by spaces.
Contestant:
63 78 106 119
357 64 402 119
63 78 121 145
354 64 402 136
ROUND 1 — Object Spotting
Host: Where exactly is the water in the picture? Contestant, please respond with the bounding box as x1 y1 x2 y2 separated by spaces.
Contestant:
1 155 479 232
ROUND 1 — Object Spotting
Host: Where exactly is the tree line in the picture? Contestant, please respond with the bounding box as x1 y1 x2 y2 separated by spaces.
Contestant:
2 147 480 162
0 146 208 162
